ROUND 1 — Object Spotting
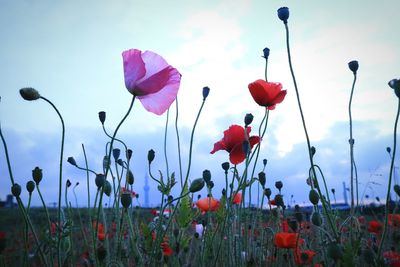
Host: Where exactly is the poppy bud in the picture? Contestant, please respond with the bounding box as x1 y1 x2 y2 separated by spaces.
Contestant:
66 179 71 188
275 181 283 191
262 47 270 59
148 149 155 164
277 7 289 24
189 178 205 193
104 180 111 197
126 149 133 161
98 111 106 125
274 194 284 207
202 170 211 183
95 174 105 189
311 212 322 226
202 86 210 100
387 147 391 154
309 189 320 205
221 162 230 172
126 170 134 185
117 159 124 166
121 192 132 208
348 60 359 74
388 79 400 90
19 87 40 101
26 181 35 194
207 180 214 189
310 146 316 157
221 188 226 196
331 188 336 194
258 171 266 188
112 148 120 161
264 188 272 198
11 184 21 197
394 184 400 197
244 113 254 127
67 157 77 166
263 159 267 167
327 242 343 261
242 140 250 157
32 167 43 185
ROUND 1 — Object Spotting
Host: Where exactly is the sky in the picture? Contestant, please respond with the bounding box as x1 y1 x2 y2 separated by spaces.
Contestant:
0 0 400 208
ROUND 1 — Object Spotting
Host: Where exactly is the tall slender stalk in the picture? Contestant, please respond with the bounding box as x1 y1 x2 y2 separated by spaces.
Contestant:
175 97 184 186
348 69 357 216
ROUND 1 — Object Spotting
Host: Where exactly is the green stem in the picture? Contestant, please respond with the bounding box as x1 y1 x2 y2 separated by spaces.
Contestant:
164 108 170 179
40 96 65 266
348 72 357 216
377 98 400 259
175 97 184 186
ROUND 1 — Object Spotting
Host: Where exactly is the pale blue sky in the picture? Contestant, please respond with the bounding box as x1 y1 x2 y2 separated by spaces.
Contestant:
0 0 399 207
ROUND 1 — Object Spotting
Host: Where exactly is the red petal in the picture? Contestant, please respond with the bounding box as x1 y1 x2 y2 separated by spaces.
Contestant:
223 125 246 152
271 90 287 106
249 136 261 148
229 143 245 165
210 140 226 154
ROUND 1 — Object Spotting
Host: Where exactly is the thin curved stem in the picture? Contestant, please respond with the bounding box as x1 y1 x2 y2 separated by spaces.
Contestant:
377 98 400 259
164 108 170 179
174 97 184 186
40 96 65 266
348 72 357 216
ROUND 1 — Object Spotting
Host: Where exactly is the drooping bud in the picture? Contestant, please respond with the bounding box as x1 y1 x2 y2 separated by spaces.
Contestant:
202 170 211 183
112 148 120 161
277 7 289 24
202 86 210 100
311 212 322 226
264 188 272 198
258 171 266 188
310 146 316 157
309 189 320 205
95 174 105 189
67 157 77 166
331 188 336 195
32 167 43 185
388 79 400 98
263 159 267 167
117 159 124 166
148 149 155 164
126 149 133 161
387 147 391 154
221 162 230 172
126 170 134 185
244 113 254 127
189 178 205 193
98 111 106 125
121 192 132 209
207 180 214 189
66 179 72 188
348 60 359 74
26 181 35 194
19 87 40 101
11 184 21 197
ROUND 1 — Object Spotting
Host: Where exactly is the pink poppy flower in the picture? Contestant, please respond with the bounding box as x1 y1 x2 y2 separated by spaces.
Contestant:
122 49 181 115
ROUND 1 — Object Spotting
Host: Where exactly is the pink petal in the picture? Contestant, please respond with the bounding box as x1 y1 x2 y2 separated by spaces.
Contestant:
135 66 176 96
137 68 181 115
139 50 170 82
122 49 146 93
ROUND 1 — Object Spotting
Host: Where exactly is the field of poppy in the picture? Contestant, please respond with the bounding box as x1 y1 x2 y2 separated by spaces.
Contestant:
1 6 400 267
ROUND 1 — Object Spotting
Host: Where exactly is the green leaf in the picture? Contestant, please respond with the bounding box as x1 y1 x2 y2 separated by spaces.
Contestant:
176 184 193 228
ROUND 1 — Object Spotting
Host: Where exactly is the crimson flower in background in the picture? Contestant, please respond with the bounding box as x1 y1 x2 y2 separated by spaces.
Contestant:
294 249 316 266
210 125 260 164
196 197 220 213
232 192 242 205
122 48 181 115
368 220 383 234
383 250 400 267
248 79 286 110
274 232 304 249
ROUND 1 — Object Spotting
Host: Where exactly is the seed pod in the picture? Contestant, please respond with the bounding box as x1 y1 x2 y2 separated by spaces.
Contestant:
275 181 283 191
121 192 132 209
19 87 40 101
148 149 155 164
264 188 272 198
26 181 35 194
98 111 106 125
189 178 205 193
202 170 211 183
202 86 210 100
112 148 120 161
11 184 21 197
32 167 43 185
258 172 266 188
311 212 322 226
244 113 254 127
221 162 230 172
67 157 77 166
95 174 105 189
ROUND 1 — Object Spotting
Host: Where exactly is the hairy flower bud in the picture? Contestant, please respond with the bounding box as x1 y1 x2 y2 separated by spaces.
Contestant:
388 79 400 98
121 192 132 209
310 146 316 157
190 178 205 193
264 188 272 198
112 148 120 161
309 189 320 205
263 159 267 167
275 181 283 191
32 167 43 185
126 149 133 161
67 157 77 166
244 113 254 127
26 181 35 194
202 170 211 183
202 86 210 100
148 149 155 164
387 147 391 154
19 87 40 101
126 170 134 185
221 162 230 172
66 179 71 188
274 194 284 207
258 171 266 188
104 180 111 197
262 47 270 59
98 111 106 125
95 174 105 189
311 212 322 226
11 184 21 197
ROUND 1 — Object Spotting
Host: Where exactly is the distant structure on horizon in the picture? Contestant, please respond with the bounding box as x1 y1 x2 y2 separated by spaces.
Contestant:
343 181 349 205
0 194 16 208
143 173 150 208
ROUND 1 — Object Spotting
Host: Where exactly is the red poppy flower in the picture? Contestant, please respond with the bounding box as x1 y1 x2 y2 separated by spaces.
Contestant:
248 79 286 110
294 249 316 266
196 197 220 212
122 49 181 115
161 236 173 257
367 220 383 234
210 125 260 164
383 250 400 267
232 192 242 205
274 232 303 249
